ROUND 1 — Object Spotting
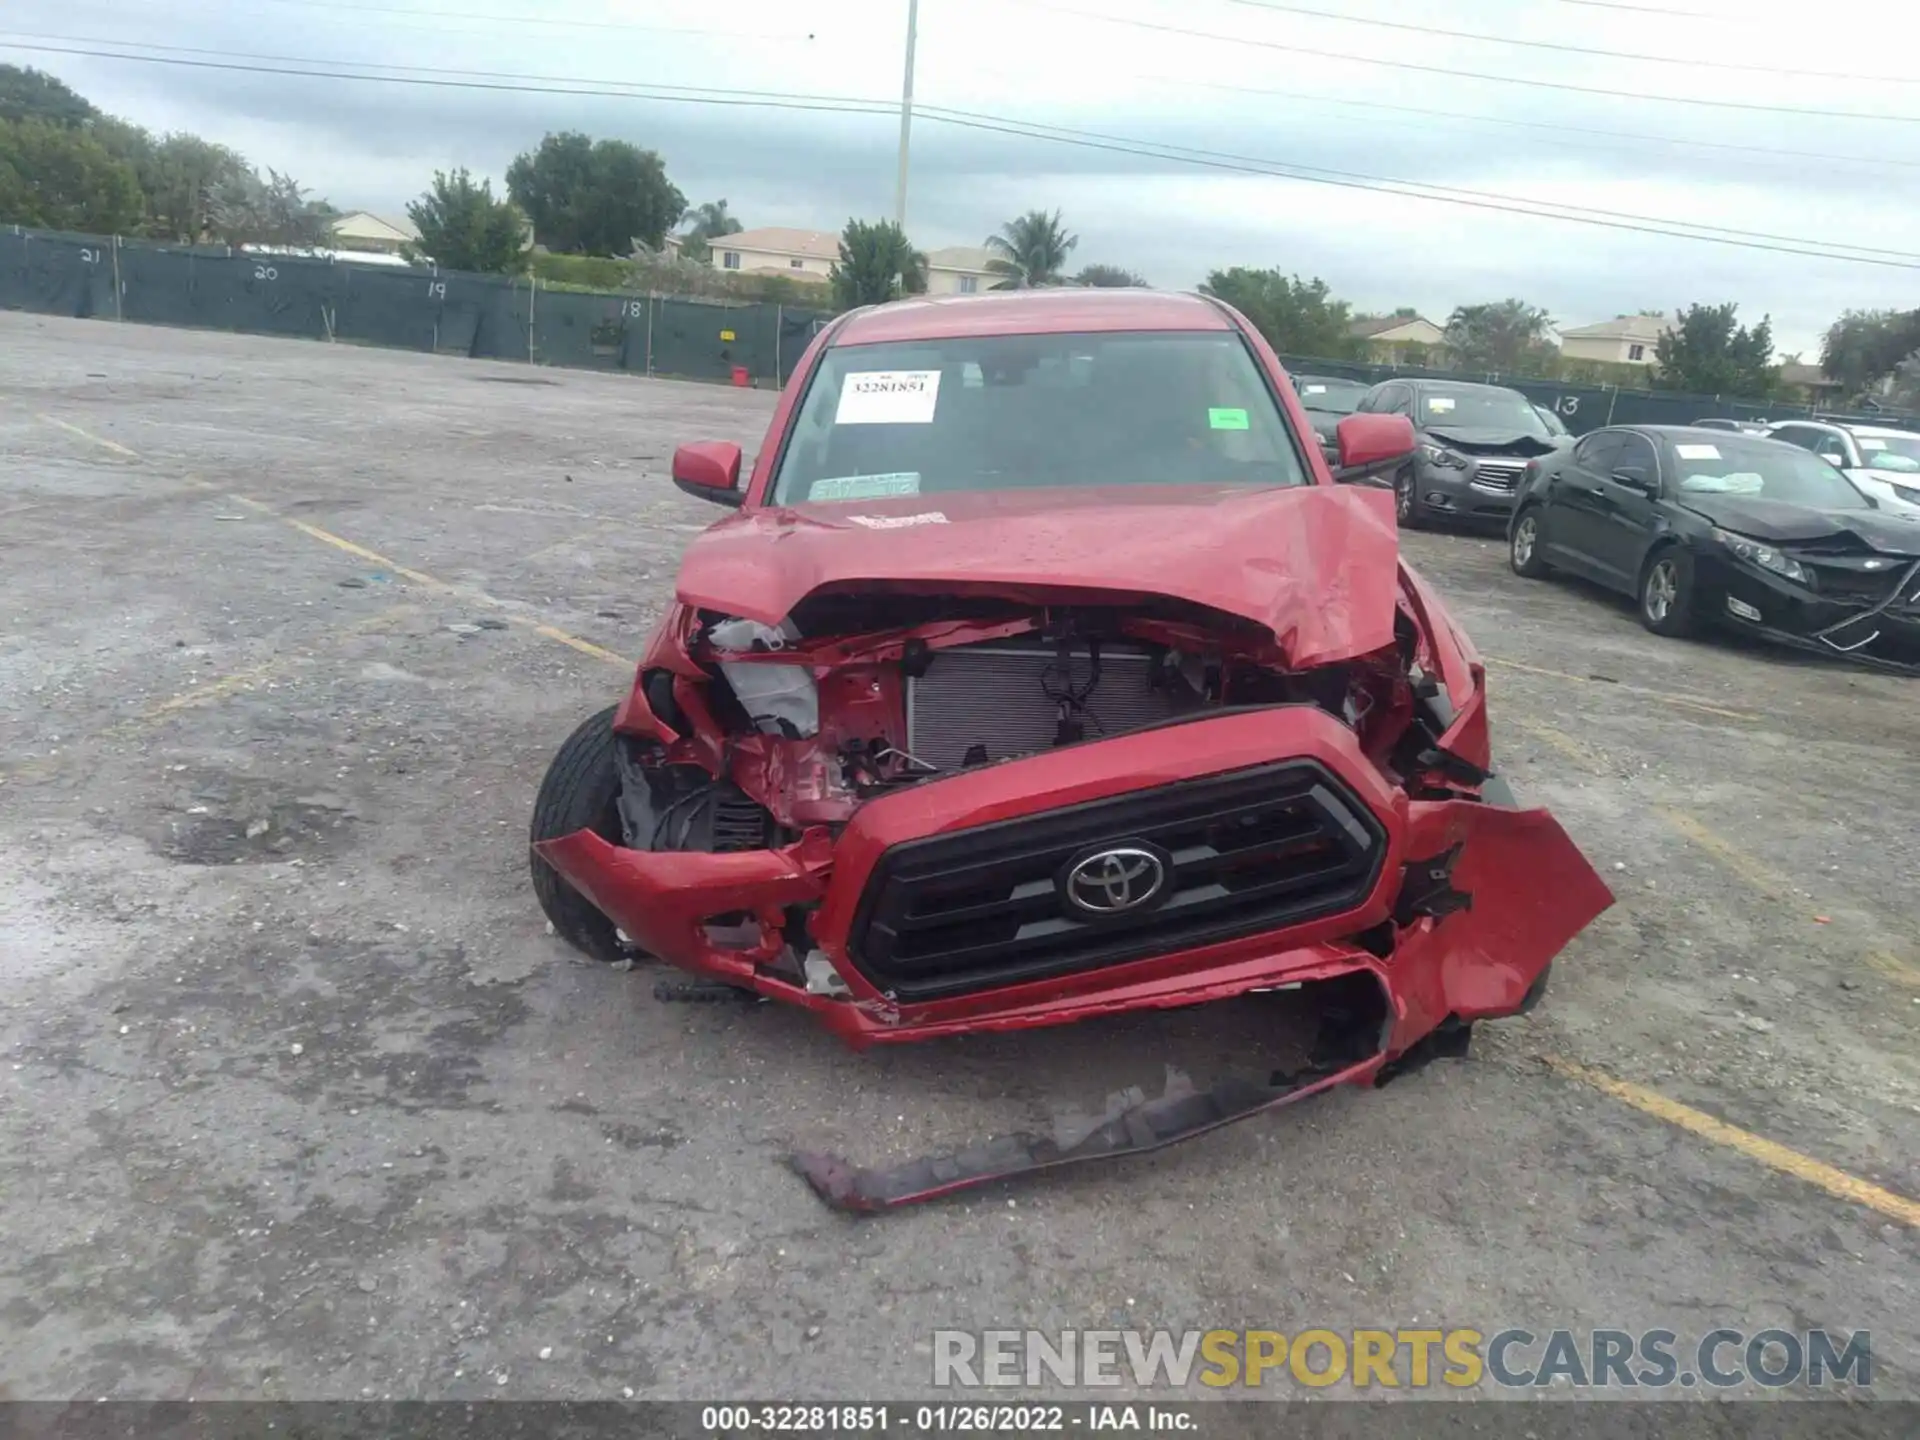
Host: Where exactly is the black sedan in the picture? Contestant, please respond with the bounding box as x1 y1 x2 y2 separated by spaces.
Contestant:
1507 425 1920 673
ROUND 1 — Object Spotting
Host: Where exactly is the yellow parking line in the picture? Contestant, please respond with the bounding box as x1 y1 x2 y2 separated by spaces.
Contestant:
1866 951 1920 990
224 495 633 670
1485 655 1754 722
1656 806 1794 897
1511 718 1604 772
1547 1058 1920 1229
37 413 140 458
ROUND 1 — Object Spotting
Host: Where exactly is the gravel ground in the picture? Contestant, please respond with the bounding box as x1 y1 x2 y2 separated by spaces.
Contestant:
2 313 1916 1403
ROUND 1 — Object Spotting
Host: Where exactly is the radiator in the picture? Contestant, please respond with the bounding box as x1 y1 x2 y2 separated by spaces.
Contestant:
905 643 1186 772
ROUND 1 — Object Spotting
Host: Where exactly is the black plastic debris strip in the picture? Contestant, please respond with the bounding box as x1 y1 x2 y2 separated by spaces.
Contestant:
789 1054 1377 1213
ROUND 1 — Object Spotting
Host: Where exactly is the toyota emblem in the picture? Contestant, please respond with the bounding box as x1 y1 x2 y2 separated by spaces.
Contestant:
1063 846 1168 916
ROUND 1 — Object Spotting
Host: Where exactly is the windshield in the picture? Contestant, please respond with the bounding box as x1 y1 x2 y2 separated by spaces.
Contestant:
1294 378 1368 414
1418 388 1552 436
1855 433 1920 473
1672 437 1871 509
770 330 1308 504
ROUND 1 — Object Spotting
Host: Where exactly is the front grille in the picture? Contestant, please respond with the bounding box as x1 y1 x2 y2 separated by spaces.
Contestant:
1469 458 1529 492
906 642 1191 773
847 760 1386 1001
1810 558 1917 608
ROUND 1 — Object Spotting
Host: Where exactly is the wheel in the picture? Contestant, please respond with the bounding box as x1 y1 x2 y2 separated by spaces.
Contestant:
1393 464 1428 530
1639 546 1697 637
530 704 628 963
1509 506 1551 578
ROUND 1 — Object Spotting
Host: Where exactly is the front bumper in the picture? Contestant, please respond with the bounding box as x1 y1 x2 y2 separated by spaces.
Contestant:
1415 458 1523 521
1708 556 1920 674
533 706 1613 1054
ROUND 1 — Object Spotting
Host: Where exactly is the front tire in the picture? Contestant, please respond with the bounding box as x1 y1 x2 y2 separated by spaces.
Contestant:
1639 546 1697 638
1394 465 1428 530
530 704 628 963
1509 506 1551 578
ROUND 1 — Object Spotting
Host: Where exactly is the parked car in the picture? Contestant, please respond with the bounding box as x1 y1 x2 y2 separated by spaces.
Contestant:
1355 378 1563 527
1692 417 1769 434
1508 424 1920 672
527 289 1612 1210
1291 374 1372 457
1764 418 1920 514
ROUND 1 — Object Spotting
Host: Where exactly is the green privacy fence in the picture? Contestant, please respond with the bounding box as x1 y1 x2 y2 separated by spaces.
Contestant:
1271 352 1916 436
0 226 832 386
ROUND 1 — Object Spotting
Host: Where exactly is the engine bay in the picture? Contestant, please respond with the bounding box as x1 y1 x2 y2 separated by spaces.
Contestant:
627 593 1447 837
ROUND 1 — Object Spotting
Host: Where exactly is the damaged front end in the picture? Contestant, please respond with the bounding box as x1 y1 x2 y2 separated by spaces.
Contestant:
532 492 1613 1209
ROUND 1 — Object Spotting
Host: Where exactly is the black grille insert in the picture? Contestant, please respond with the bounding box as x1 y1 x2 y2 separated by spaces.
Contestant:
847 761 1387 1001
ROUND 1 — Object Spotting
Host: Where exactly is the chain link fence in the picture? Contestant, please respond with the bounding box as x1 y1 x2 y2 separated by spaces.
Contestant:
0 226 832 388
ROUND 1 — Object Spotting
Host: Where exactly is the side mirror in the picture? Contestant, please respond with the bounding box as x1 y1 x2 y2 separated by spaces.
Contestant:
1818 452 1848 469
1331 412 1417 483
671 441 744 507
1611 466 1655 492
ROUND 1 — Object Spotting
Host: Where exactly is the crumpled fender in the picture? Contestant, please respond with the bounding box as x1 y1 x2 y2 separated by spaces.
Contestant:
1390 796 1615 1048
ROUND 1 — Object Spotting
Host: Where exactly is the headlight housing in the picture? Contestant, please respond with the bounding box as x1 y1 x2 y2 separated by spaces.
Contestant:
1420 443 1469 469
1713 529 1810 585
1890 482 1920 506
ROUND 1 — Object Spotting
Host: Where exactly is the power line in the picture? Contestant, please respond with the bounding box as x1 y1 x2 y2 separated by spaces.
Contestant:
916 105 1920 266
1021 2 1920 124
1 33 885 111
948 59 1920 175
187 0 821 42
8 36 1919 270
1219 0 1916 84
0 39 894 117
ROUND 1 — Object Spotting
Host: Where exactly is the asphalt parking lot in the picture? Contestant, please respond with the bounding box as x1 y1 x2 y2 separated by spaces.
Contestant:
2 312 1917 1403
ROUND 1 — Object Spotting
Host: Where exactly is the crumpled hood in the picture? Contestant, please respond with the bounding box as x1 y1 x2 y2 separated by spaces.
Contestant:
1677 493 1920 553
674 484 1403 669
1423 426 1556 454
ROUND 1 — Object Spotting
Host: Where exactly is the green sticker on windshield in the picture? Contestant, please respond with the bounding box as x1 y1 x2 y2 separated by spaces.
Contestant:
1209 407 1250 430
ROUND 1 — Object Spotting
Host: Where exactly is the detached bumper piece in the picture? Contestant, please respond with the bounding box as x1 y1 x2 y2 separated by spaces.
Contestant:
792 973 1391 1214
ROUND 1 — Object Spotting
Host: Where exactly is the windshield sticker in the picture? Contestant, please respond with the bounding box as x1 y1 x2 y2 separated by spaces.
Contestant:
847 511 948 529
835 369 941 425
1674 443 1722 460
1301 384 1328 395
807 472 922 501
1208 407 1250 430
1860 437 1887 450
1427 397 1456 413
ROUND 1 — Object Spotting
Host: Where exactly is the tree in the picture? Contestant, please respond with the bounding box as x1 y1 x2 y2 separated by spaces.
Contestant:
985 209 1078 289
0 65 96 128
1198 268 1356 358
505 132 684 255
135 132 250 241
830 219 926 310
1820 309 1920 398
406 168 529 273
209 167 334 248
677 198 743 263
0 118 143 232
1653 302 1778 398
1444 299 1555 373
1072 263 1146 288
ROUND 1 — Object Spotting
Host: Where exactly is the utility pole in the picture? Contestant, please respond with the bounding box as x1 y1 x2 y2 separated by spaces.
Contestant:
895 0 919 228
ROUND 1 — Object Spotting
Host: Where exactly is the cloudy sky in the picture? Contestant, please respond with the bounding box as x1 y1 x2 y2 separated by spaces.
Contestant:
7 0 1919 353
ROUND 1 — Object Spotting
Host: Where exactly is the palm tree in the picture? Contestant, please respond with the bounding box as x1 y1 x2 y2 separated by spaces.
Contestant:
984 209 1078 290
678 198 743 262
